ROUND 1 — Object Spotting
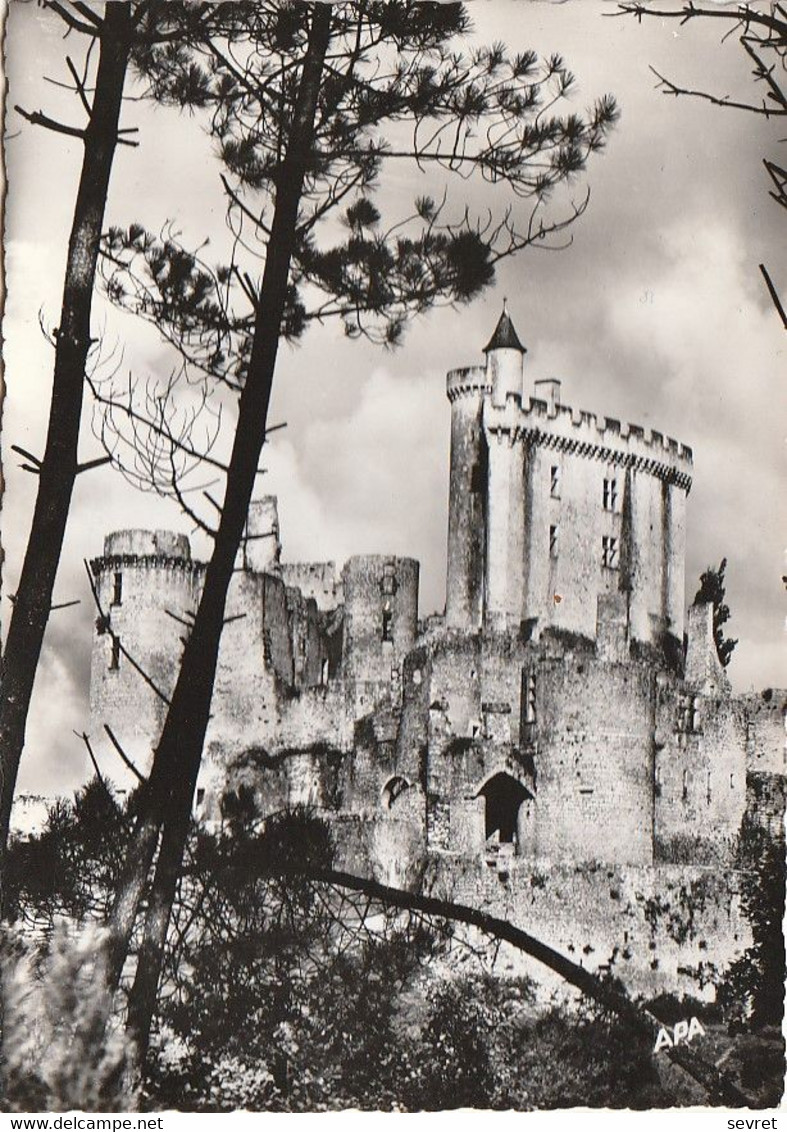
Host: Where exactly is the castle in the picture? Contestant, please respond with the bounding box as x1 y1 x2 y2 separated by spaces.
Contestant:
88 308 786 995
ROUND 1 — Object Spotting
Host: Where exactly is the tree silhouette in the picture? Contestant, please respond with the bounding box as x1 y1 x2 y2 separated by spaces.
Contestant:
693 557 738 668
0 1 132 916
0 0 227 914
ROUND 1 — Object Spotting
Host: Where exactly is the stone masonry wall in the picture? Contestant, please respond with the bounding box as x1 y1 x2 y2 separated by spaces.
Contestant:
424 855 750 1000
533 656 656 865
654 680 747 864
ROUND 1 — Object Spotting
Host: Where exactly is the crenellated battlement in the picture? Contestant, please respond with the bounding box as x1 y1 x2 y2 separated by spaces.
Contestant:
446 365 491 402
482 394 693 489
103 529 191 560
90 552 202 577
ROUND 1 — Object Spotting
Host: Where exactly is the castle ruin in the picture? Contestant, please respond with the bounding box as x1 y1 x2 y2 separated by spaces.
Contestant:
88 308 786 996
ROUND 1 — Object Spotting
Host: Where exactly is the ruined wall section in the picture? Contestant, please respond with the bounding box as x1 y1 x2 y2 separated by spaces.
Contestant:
654 677 747 864
341 555 419 716
741 689 787 775
207 570 273 764
279 562 342 612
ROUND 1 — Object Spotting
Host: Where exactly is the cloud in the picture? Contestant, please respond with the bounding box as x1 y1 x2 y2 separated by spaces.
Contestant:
264 365 450 614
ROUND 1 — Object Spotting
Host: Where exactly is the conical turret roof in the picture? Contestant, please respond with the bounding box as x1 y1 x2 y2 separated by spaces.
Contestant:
483 303 526 354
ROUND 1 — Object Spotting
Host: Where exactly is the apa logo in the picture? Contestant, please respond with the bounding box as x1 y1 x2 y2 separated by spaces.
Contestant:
653 1016 706 1053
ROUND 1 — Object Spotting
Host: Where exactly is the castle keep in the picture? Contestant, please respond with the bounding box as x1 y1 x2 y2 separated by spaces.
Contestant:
89 308 785 995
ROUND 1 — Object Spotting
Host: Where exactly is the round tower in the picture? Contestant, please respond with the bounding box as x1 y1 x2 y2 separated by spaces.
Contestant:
88 530 198 784
445 305 526 631
483 302 526 407
445 366 488 631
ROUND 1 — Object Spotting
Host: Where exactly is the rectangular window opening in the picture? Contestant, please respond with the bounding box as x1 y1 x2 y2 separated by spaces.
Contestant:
110 635 121 671
522 670 537 726
603 479 618 512
549 524 559 559
602 535 619 569
382 608 394 642
112 571 123 606
550 465 561 498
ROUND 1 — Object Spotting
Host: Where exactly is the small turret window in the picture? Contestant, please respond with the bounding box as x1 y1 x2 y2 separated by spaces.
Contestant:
112 571 123 606
550 465 561 498
602 536 619 569
381 567 397 596
382 607 394 642
522 670 537 725
603 479 618 512
549 525 559 559
110 636 121 671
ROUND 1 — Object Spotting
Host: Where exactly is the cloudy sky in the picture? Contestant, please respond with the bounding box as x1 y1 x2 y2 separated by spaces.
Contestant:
4 0 785 797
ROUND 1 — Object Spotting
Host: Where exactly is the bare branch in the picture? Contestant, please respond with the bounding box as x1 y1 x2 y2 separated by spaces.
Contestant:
14 104 86 140
104 723 148 784
759 262 787 328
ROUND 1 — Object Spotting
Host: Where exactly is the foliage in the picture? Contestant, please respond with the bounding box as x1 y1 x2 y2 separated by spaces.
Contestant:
5 778 135 934
719 815 786 1030
1 923 136 1112
693 557 738 668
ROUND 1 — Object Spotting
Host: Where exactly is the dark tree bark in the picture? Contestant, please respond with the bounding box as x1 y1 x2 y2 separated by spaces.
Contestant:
106 4 334 1058
0 3 133 913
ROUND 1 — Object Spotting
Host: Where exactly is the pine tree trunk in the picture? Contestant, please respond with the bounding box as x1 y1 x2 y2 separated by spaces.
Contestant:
0 5 132 913
104 5 334 1057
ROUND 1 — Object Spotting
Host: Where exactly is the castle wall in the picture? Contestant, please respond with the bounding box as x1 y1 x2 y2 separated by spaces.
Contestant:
208 570 271 761
521 439 624 641
654 680 747 863
465 385 692 648
279 562 341 612
244 496 281 573
741 689 787 775
341 555 419 713
533 657 656 865
484 427 523 629
665 481 687 640
424 856 750 1000
625 467 667 643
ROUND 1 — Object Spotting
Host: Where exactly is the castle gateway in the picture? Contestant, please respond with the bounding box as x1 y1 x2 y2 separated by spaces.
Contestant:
89 309 786 995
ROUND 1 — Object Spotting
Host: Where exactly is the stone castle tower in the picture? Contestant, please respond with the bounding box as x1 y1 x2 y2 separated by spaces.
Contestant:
446 305 691 646
87 306 785 997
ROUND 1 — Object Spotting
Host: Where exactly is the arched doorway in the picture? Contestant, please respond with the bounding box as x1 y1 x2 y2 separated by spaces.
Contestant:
382 775 410 809
478 772 531 846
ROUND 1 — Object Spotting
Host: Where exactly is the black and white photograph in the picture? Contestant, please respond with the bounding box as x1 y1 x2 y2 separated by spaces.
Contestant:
1 0 785 1116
